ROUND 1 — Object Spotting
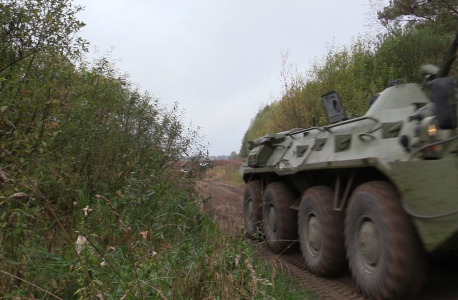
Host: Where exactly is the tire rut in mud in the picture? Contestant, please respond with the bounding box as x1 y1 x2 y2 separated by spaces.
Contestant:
259 249 367 300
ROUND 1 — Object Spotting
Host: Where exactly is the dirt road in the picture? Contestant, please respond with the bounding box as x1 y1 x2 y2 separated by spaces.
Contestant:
196 177 458 300
196 179 244 232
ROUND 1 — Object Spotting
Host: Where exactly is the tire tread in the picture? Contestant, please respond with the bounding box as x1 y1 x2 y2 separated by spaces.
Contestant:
298 186 346 277
263 182 297 254
345 181 426 300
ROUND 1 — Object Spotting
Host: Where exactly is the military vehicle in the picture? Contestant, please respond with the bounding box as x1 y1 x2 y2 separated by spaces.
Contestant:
240 32 458 299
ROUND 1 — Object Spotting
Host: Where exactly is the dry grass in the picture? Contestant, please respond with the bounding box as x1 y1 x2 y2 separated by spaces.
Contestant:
205 159 245 185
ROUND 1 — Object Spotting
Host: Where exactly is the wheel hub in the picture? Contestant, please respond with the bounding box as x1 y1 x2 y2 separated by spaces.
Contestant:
306 214 321 257
359 219 380 268
268 205 277 233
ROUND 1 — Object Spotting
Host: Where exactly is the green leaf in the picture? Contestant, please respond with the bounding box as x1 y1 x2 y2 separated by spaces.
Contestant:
5 258 19 265
0 106 7 112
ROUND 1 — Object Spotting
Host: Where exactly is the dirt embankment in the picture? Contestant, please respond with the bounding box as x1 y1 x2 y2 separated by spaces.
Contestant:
196 161 458 300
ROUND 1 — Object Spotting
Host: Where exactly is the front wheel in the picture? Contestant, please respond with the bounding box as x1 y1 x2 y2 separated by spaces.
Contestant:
262 182 297 254
344 181 426 300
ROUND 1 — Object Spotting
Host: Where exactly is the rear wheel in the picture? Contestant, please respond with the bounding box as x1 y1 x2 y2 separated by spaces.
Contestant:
344 181 426 300
262 182 297 254
298 186 346 277
242 181 263 239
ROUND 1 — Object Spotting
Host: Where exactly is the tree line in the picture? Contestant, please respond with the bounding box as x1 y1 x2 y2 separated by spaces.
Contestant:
239 0 458 157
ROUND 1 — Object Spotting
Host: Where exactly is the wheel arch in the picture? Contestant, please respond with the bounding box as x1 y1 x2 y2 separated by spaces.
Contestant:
244 165 403 214
292 166 397 212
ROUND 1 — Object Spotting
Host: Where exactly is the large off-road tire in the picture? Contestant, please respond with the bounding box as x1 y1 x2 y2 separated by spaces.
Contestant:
298 186 346 277
262 182 297 254
344 181 426 300
242 181 263 239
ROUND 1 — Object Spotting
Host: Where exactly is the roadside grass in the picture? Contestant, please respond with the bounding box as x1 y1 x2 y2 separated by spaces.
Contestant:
264 272 318 300
1 152 314 300
200 217 318 300
248 248 318 300
1 173 316 299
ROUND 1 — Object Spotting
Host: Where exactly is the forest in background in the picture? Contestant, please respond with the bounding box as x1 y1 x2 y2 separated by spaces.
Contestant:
239 0 458 157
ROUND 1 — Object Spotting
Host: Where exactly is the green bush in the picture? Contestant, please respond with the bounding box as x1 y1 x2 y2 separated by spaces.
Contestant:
0 1 315 299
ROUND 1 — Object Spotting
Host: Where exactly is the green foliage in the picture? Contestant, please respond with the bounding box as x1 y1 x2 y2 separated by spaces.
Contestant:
239 103 277 158
377 0 458 31
0 0 88 70
375 26 452 82
240 17 457 152
0 1 311 299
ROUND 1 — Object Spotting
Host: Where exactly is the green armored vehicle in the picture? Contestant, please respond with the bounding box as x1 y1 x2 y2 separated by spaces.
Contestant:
240 33 458 299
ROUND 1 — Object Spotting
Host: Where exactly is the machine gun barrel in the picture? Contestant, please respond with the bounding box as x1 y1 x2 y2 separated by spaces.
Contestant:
438 29 458 78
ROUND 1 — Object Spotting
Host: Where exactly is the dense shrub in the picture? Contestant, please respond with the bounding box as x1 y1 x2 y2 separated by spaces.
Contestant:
0 1 317 299
0 0 214 298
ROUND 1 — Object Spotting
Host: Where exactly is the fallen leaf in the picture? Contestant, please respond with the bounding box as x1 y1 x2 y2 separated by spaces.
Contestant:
9 192 28 199
82 206 92 216
0 171 9 183
75 234 87 254
140 231 148 242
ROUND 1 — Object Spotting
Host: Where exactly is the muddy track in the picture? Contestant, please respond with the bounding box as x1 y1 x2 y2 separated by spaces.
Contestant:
260 250 367 300
196 178 458 300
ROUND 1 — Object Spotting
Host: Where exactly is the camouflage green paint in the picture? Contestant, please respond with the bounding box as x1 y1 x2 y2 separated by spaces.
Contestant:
240 82 458 253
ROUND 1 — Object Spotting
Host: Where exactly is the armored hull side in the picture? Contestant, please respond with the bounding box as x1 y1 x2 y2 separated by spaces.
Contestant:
389 159 458 252
240 80 458 299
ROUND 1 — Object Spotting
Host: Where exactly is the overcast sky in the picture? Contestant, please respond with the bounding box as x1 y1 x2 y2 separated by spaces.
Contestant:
73 0 381 156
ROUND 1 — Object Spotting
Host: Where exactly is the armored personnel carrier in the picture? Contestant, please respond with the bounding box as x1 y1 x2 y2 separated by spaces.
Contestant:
240 32 458 299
